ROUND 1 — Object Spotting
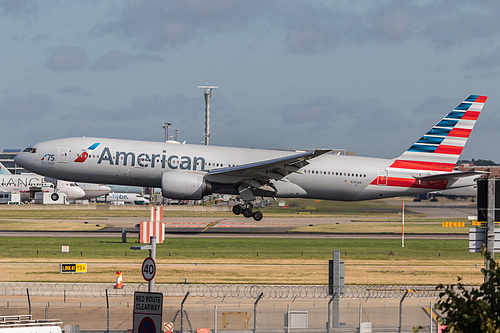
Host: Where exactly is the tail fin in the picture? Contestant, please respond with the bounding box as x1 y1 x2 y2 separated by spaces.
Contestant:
0 161 12 175
392 95 487 172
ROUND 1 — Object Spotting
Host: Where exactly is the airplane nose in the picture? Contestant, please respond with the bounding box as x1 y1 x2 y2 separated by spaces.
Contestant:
13 153 25 167
14 152 36 171
74 187 86 200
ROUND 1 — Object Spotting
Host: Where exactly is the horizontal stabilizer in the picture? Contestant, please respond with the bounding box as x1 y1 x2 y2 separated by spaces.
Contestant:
413 170 487 181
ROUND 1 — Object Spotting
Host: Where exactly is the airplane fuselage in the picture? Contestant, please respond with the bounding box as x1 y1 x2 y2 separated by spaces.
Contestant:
14 137 471 202
0 173 85 201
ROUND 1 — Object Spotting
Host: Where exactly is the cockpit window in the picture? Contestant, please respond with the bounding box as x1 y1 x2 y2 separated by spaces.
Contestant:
23 147 37 153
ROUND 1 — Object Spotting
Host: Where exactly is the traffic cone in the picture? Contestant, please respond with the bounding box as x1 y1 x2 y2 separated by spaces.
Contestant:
114 271 123 289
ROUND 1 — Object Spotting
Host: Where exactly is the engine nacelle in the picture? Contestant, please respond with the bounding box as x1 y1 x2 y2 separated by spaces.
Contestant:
161 171 212 200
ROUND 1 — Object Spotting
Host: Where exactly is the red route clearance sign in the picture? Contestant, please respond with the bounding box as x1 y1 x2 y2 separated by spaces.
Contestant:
133 291 163 333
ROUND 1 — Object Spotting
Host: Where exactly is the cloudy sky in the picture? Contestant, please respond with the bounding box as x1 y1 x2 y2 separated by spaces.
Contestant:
1 0 499 162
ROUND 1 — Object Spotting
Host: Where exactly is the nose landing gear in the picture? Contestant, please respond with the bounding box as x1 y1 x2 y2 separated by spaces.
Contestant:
232 202 263 221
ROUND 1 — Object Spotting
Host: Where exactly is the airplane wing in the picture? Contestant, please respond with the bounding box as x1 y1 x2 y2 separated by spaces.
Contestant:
413 170 487 181
206 149 330 181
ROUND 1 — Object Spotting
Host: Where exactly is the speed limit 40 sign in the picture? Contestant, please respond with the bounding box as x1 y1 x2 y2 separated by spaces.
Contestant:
142 257 156 281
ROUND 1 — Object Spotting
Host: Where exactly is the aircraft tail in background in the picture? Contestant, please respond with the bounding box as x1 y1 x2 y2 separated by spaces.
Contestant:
0 162 12 175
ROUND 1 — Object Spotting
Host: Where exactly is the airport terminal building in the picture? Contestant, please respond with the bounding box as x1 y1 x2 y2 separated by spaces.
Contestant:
0 149 27 174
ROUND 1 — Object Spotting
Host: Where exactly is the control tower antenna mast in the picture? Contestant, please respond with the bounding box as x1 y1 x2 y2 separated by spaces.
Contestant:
197 85 218 145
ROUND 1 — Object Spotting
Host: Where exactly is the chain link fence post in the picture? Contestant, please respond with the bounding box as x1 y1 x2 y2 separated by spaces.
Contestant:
398 289 409 333
253 292 263 333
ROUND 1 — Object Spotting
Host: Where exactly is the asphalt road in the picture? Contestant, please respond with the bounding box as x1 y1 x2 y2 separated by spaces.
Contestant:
0 199 476 239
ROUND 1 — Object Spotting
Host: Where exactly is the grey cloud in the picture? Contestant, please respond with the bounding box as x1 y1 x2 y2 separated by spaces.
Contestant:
465 47 500 70
89 0 500 54
56 94 207 142
94 94 201 123
282 97 340 124
93 0 270 51
277 1 500 53
47 45 87 72
58 86 91 98
274 2 345 54
0 93 53 121
0 0 38 18
280 95 412 155
91 50 165 71
91 50 131 71
31 33 49 44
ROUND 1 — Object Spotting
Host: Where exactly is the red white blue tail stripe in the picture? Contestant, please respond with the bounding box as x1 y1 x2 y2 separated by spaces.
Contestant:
368 95 487 191
391 95 487 172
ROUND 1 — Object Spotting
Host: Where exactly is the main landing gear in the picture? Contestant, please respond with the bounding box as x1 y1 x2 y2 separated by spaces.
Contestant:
232 203 263 221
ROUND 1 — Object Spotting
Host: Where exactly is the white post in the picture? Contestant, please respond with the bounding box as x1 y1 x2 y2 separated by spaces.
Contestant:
359 304 362 330
430 301 433 333
148 236 156 292
287 303 291 333
214 305 217 333
402 201 405 247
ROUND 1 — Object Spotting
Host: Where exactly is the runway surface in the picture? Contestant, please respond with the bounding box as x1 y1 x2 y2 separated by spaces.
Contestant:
0 199 476 239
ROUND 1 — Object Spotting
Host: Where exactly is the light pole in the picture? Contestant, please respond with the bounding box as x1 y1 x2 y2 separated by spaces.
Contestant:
197 85 218 145
162 122 171 142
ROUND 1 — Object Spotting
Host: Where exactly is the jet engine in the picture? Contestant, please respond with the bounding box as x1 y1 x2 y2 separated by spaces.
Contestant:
161 171 212 200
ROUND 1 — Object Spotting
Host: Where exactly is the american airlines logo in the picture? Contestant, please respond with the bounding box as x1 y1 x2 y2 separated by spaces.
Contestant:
75 145 206 171
74 143 101 163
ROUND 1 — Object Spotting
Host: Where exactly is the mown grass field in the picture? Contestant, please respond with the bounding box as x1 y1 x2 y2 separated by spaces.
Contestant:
0 237 480 261
0 237 485 284
0 198 482 284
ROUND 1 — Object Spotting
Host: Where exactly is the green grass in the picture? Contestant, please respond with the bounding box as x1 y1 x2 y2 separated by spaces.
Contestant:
260 198 410 216
0 237 481 261
0 209 150 219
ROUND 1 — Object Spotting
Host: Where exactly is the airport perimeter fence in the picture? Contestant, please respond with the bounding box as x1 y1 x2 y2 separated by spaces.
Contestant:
0 282 441 299
0 283 448 332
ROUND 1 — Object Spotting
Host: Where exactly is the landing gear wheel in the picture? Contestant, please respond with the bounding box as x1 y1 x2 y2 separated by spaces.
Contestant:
51 193 59 201
242 208 253 218
232 204 243 215
252 211 263 221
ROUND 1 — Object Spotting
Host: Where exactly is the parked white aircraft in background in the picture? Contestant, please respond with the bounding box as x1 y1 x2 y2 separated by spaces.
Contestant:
0 162 85 201
96 192 150 205
15 95 487 220
0 162 11 175
415 183 477 201
75 182 112 200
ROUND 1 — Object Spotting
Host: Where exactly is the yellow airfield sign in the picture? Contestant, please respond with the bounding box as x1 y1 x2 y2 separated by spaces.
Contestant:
59 263 87 273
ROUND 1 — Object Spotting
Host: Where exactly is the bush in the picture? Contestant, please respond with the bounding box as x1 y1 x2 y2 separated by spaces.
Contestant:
436 250 500 332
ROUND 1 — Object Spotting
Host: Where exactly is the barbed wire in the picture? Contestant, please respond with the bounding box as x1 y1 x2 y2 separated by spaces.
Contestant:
0 282 445 299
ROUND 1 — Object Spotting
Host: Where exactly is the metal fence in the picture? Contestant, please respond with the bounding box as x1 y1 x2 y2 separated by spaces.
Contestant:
0 283 447 332
0 282 441 299
0 302 440 332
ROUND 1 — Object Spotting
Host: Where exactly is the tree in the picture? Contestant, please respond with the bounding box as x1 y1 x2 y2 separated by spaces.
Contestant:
457 158 498 166
436 250 500 332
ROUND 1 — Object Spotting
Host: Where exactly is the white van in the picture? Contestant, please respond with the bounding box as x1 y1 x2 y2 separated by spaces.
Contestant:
0 315 62 333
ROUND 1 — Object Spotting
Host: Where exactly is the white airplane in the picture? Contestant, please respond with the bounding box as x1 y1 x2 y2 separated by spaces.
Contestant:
15 95 487 220
75 182 112 200
415 183 477 201
0 162 85 201
0 163 9 175
96 192 150 205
